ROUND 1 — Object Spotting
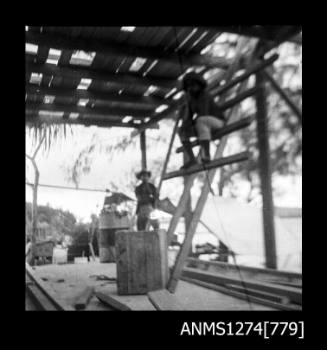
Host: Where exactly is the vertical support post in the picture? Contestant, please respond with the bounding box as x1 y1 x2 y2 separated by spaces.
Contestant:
140 130 147 170
183 151 193 253
255 70 277 270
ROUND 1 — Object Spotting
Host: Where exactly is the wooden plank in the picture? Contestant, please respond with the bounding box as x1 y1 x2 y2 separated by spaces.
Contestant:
263 71 302 124
226 284 290 304
185 257 302 282
181 267 302 304
26 263 74 310
176 116 254 153
26 273 58 311
181 276 301 311
163 151 249 180
148 289 184 310
95 291 131 311
95 286 157 311
255 69 277 269
74 286 94 310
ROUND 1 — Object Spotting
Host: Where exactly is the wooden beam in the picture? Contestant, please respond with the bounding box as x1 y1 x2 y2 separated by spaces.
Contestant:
255 69 277 270
95 287 156 311
26 84 165 109
26 263 74 310
26 60 175 92
95 291 131 311
181 267 302 304
74 286 94 310
181 276 301 311
148 289 184 310
185 257 302 282
211 53 279 96
26 31 231 70
263 71 302 124
176 116 254 153
140 130 147 170
218 87 258 111
26 273 58 311
163 151 249 180
26 101 149 119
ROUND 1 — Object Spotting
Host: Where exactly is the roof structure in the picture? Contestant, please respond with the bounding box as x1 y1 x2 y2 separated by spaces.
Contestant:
25 26 301 130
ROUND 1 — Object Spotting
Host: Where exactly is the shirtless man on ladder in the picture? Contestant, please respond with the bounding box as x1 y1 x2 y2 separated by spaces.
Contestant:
178 72 227 169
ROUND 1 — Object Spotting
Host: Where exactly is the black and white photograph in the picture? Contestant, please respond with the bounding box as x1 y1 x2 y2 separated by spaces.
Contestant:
25 26 302 328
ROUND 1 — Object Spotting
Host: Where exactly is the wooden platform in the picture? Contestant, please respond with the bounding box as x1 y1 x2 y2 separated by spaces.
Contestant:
29 262 274 311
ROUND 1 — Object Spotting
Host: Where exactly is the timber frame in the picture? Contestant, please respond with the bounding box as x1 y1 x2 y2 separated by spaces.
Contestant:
25 26 302 293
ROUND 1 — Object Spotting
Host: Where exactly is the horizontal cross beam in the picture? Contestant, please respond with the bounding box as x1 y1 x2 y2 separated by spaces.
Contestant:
26 31 231 71
175 116 254 153
25 100 149 119
162 151 250 180
26 59 176 92
26 84 163 110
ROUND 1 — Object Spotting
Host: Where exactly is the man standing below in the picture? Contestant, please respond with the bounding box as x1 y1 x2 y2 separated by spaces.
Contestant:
135 170 160 231
178 72 227 169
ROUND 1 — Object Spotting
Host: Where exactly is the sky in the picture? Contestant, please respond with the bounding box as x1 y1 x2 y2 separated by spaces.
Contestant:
25 123 302 223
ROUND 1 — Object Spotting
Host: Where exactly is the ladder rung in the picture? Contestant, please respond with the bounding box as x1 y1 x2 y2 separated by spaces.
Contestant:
163 151 250 180
176 116 254 154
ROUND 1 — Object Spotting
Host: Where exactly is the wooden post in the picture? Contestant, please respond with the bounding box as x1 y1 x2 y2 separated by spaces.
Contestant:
255 70 277 270
140 130 147 170
183 151 193 254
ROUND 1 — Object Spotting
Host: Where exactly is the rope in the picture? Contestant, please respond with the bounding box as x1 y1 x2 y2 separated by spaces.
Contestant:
173 27 253 309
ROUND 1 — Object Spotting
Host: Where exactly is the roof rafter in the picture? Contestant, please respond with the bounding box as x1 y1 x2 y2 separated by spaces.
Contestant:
26 84 165 109
26 31 231 71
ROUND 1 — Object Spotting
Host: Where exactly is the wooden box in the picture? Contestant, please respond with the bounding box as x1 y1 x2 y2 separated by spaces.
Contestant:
99 212 130 230
34 240 55 258
115 230 168 295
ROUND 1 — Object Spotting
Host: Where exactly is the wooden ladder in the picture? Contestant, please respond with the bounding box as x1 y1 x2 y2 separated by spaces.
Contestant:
158 38 279 293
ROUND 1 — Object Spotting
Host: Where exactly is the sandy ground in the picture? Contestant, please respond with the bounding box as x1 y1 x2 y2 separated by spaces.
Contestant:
32 262 273 311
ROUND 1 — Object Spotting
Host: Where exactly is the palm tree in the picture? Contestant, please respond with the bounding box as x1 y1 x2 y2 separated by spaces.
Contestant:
25 122 72 263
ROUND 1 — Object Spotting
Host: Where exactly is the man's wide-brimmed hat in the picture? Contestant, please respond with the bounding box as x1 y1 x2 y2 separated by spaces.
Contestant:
136 169 152 179
182 72 207 90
